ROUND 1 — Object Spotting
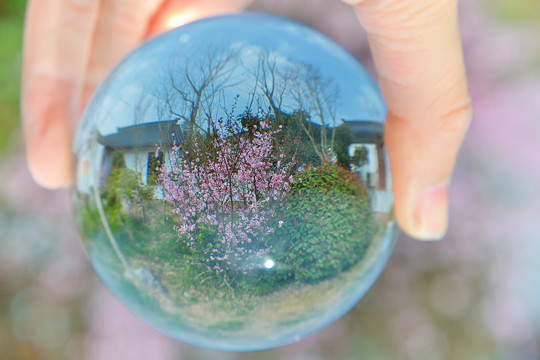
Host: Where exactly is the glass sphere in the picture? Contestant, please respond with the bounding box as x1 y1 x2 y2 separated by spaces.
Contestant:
72 13 397 351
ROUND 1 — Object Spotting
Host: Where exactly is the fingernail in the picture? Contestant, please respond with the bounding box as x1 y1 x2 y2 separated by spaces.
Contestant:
413 180 450 241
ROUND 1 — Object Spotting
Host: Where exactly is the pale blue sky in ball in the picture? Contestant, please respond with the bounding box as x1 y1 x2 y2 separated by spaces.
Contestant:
77 13 386 142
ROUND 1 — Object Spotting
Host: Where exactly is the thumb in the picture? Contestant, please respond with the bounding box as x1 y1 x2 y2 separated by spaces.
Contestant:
345 0 472 239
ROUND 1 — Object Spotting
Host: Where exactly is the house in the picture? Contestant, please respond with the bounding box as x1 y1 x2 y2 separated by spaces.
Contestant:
98 119 184 184
342 120 393 214
75 120 184 197
76 118 393 212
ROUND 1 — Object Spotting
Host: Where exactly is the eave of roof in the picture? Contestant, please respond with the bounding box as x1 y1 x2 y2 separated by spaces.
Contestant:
341 119 384 144
98 120 184 149
98 119 383 150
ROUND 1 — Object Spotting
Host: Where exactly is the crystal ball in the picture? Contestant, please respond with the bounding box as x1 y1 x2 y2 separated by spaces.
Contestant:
72 13 397 351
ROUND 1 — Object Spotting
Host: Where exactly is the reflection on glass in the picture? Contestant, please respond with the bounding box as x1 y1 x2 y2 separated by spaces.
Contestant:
71 13 397 351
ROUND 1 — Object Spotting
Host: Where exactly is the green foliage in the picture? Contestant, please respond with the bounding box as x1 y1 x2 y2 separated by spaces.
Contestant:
147 150 163 185
100 166 154 231
110 151 126 168
0 0 26 15
77 201 102 241
152 109 375 295
289 162 369 197
351 146 369 168
0 0 25 157
184 222 219 260
489 0 540 23
117 216 182 264
274 111 321 167
235 264 292 296
274 163 373 283
236 110 321 170
333 123 353 168
104 202 125 231
102 166 153 206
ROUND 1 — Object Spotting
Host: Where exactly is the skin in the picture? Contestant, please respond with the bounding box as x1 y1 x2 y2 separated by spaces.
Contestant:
21 0 471 241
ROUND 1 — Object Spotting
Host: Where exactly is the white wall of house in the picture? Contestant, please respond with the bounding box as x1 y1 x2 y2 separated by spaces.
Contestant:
78 140 394 212
348 143 394 213
123 149 151 185
122 147 174 199
371 149 393 214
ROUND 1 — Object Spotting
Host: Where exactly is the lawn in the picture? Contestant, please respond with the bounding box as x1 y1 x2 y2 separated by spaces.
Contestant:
73 170 393 349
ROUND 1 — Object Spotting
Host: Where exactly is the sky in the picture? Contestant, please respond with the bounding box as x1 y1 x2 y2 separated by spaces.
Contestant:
74 13 386 150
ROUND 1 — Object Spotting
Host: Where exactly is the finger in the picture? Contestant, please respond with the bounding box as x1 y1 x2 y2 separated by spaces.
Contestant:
345 0 472 240
76 0 252 150
88 0 252 96
22 0 250 189
77 0 164 110
22 0 163 188
22 0 100 188
146 0 253 36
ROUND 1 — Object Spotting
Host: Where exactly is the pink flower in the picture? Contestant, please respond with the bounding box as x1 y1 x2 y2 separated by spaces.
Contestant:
158 119 294 273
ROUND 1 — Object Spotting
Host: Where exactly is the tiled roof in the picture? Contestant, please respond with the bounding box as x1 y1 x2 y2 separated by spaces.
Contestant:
341 120 384 144
98 119 383 150
98 120 184 149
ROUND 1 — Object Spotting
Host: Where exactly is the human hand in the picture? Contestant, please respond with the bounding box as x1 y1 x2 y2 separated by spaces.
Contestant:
22 0 471 241
344 0 472 240
21 0 251 188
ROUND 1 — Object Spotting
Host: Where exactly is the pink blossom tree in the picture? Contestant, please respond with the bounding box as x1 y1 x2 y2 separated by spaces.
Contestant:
158 119 294 275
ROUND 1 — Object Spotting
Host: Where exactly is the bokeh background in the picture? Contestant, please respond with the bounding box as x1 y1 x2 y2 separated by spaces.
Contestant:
1 0 539 359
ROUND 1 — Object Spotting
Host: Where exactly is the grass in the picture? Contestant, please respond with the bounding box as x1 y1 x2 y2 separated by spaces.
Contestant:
70 151 391 349
74 184 392 348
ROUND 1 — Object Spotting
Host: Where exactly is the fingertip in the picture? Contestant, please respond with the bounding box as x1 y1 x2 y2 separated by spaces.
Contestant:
27 159 72 190
146 0 253 36
24 118 73 190
395 180 450 241
22 76 74 190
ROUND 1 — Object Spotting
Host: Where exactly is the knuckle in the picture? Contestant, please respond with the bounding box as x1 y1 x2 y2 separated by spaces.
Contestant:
440 101 472 134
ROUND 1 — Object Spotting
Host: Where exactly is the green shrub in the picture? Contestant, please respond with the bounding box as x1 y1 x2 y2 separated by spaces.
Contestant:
235 268 288 296
273 163 373 283
102 167 153 206
186 222 219 261
288 162 369 197
100 167 154 233
77 202 102 240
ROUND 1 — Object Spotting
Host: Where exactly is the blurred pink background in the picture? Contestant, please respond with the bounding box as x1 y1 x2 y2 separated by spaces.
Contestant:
1 0 539 359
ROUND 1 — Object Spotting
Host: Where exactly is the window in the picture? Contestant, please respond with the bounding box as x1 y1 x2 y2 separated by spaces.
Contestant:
147 150 163 185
